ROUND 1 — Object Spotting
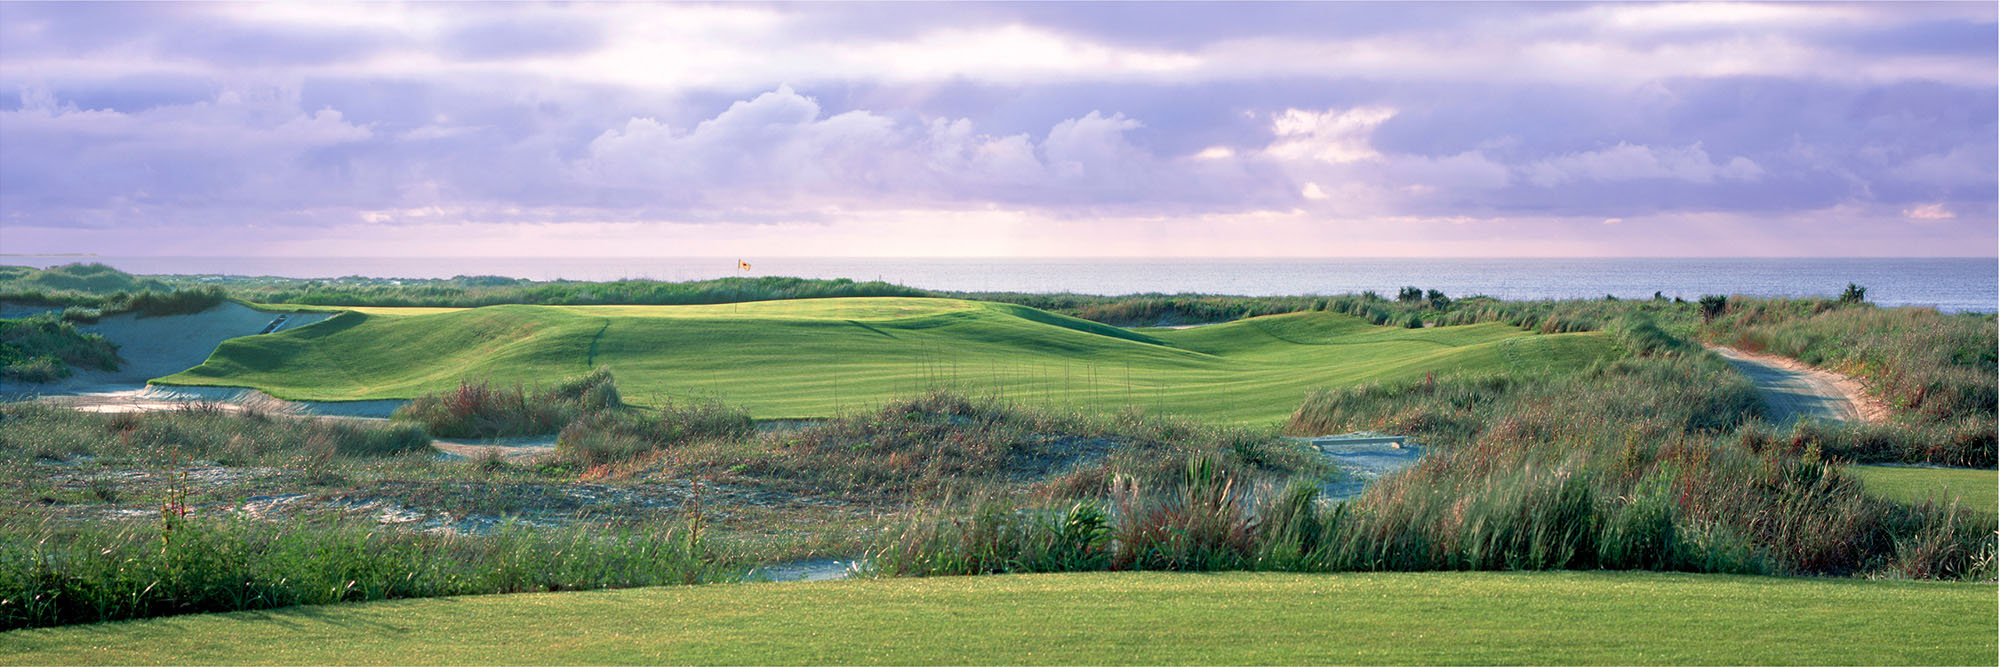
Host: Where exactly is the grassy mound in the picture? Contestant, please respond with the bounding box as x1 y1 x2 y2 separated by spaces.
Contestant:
2 571 1990 665
0 263 170 295
159 297 1614 423
0 313 119 382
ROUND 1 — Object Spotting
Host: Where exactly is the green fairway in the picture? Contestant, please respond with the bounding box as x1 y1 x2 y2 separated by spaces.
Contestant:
157 297 1612 423
3 571 1990 665
1847 465 1997 515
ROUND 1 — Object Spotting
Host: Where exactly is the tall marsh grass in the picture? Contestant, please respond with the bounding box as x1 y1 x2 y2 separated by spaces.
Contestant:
0 518 729 630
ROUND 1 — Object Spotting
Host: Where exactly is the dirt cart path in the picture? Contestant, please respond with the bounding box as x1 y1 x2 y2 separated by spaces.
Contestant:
1708 346 1886 424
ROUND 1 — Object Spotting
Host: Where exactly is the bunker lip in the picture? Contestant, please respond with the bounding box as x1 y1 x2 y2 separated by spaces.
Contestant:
1707 345 1888 424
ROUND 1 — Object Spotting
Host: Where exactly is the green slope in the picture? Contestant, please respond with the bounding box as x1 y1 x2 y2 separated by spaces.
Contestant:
159 297 1612 423
3 571 1990 665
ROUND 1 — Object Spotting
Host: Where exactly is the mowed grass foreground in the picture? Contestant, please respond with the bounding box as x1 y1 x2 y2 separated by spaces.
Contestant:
158 297 1611 423
3 571 1991 666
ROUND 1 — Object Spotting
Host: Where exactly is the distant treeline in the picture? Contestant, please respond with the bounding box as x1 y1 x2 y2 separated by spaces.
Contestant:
252 276 928 308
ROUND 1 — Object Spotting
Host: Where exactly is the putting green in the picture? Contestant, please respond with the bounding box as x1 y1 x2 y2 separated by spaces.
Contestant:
159 297 1613 423
2 571 1989 665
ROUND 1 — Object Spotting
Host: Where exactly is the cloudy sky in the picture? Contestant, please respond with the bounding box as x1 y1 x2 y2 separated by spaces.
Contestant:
0 1 1993 257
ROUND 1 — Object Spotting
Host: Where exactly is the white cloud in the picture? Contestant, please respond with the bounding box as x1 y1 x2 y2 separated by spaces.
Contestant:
569 87 1277 213
1301 182 1329 200
1265 107 1397 163
1524 142 1763 186
1903 203 1956 220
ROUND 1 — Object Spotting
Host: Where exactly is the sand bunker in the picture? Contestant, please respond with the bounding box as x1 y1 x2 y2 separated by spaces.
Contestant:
1293 432 1424 501
2 302 336 396
748 558 865 582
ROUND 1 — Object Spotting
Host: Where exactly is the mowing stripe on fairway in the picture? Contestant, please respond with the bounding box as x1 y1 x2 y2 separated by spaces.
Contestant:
1 571 1990 665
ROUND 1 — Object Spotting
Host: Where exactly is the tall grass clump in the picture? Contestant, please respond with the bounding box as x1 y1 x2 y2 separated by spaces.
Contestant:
393 368 623 438
555 394 753 468
0 518 730 630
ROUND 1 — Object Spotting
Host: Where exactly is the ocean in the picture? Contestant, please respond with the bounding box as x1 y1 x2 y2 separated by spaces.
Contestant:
6 256 1995 313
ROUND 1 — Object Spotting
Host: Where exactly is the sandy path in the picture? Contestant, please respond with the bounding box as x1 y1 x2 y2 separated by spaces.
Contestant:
1708 346 1887 424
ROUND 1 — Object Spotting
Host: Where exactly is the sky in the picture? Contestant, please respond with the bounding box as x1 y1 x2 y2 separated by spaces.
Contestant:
0 1 1994 258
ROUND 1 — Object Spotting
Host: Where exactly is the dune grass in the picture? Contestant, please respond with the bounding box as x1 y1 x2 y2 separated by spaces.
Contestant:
1846 465 1997 515
2 571 1991 666
156 297 1612 424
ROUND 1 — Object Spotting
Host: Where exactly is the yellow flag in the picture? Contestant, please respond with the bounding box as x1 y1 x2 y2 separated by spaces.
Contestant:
738 260 751 271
